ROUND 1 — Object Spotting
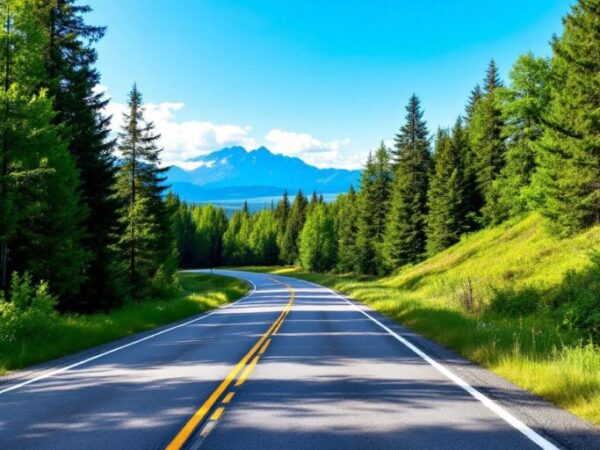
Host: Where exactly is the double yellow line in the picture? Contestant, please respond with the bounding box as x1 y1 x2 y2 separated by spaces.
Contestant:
166 279 295 450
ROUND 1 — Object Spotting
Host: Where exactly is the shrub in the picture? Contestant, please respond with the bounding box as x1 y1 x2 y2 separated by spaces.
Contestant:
0 272 57 343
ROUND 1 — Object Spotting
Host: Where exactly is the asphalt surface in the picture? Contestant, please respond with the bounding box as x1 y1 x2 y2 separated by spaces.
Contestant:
0 270 598 450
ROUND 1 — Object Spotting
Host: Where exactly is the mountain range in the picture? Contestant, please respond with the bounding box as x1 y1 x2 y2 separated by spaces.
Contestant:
166 146 361 204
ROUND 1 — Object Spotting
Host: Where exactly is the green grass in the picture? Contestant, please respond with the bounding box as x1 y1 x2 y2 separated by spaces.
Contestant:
242 213 600 426
0 272 249 376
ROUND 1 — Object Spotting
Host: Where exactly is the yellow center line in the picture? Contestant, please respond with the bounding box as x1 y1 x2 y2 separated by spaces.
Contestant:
235 355 260 387
222 392 235 404
166 278 294 450
210 407 225 421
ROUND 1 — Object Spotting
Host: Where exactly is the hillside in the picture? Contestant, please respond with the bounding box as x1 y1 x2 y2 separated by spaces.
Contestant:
166 146 361 203
259 213 600 424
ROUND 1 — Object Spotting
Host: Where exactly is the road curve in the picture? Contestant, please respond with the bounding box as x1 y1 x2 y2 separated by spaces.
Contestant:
0 270 598 449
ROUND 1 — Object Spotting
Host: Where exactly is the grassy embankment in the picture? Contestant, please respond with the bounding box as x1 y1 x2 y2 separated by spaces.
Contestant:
0 273 248 376
245 213 600 425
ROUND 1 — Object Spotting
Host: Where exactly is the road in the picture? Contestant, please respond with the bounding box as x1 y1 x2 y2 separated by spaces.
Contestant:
0 270 598 449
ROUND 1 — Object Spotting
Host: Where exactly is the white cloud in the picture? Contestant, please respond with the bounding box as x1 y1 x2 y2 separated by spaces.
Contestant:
101 86 362 170
265 129 358 169
103 96 256 167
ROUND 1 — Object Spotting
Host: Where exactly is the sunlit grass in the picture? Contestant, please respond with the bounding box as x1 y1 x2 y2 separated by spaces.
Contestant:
0 273 249 375
243 213 600 425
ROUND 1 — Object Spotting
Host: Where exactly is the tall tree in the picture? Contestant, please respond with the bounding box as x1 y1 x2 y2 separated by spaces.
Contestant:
356 143 392 274
532 0 600 235
114 85 175 296
335 186 358 272
492 53 551 221
280 191 308 264
469 60 506 225
384 95 431 269
39 0 121 309
299 203 337 272
274 190 290 250
426 125 467 255
0 0 86 303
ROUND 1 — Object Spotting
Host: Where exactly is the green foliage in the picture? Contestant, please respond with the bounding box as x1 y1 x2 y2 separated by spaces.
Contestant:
384 95 431 270
0 272 57 343
426 125 467 255
469 60 506 225
299 203 337 272
532 0 600 235
114 85 176 298
335 186 358 272
356 143 393 274
492 53 551 221
280 191 308 264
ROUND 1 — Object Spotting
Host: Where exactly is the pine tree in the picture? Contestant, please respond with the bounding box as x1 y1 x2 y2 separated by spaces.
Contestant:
531 1 600 235
0 0 87 302
469 60 506 225
356 143 392 274
299 203 337 272
280 190 307 264
114 85 175 296
38 0 121 309
274 190 290 248
249 210 279 265
384 95 431 270
493 53 551 221
426 126 467 255
465 84 483 125
336 186 358 272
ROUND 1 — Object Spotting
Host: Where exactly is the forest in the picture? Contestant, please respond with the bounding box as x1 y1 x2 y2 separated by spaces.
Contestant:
1 0 600 344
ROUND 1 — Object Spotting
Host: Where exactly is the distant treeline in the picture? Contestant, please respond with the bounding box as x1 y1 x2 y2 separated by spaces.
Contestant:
173 1 600 274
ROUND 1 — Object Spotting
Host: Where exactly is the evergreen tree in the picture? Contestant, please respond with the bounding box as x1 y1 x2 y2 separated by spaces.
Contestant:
356 143 392 274
39 0 121 309
469 60 506 225
0 0 87 302
223 209 252 266
274 190 290 249
426 126 467 255
299 203 337 272
532 1 600 235
335 186 358 272
114 85 175 296
249 210 279 265
280 191 307 264
384 95 431 270
465 84 483 125
492 53 551 221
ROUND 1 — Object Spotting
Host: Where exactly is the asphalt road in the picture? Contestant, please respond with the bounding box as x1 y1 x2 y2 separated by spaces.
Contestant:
0 270 598 450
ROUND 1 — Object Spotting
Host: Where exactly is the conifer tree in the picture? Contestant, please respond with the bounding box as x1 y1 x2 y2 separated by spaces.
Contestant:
469 60 506 225
356 143 392 274
426 126 467 255
531 0 600 234
492 53 551 221
335 186 358 272
280 191 307 264
274 190 290 247
114 85 175 296
0 0 87 302
384 95 431 270
38 0 121 309
465 84 483 125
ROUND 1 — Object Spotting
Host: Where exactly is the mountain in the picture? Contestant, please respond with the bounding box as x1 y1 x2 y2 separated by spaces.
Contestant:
166 146 361 203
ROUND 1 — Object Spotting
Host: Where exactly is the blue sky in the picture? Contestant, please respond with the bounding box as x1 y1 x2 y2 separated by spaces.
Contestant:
88 0 573 169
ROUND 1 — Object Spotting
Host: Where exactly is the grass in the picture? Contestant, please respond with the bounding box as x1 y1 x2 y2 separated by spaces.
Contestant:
241 213 600 426
0 272 249 376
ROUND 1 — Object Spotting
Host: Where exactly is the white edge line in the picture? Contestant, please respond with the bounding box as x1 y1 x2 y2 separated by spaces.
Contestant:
291 275 559 450
0 274 257 396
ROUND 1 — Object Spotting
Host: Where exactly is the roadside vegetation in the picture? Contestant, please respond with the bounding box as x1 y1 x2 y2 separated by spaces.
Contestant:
242 213 600 425
0 273 248 376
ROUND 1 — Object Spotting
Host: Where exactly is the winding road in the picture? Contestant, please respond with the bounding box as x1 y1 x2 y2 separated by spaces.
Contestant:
0 270 598 449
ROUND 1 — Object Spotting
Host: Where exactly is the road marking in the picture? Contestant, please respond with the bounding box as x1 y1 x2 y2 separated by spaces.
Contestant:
222 392 235 404
0 277 257 396
259 338 271 355
293 275 559 450
210 407 224 421
166 278 294 450
235 355 260 387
